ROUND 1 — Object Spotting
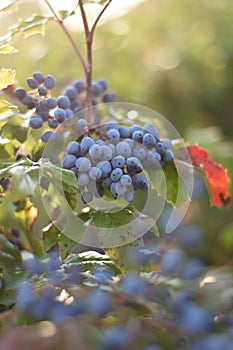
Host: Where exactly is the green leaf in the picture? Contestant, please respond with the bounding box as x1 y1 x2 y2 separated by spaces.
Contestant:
10 15 49 38
81 0 109 4
6 165 40 202
0 158 31 175
163 161 179 204
105 237 144 273
0 44 18 54
64 250 121 275
42 224 60 252
0 270 26 308
0 234 22 265
62 169 79 194
0 0 18 12
0 68 15 90
59 234 77 260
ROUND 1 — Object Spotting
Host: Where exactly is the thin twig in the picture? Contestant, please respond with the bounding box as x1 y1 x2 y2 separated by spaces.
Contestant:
79 0 90 38
44 0 87 76
89 0 112 39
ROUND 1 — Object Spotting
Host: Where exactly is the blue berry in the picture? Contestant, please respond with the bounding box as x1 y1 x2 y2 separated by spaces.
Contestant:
29 115 43 129
124 189 134 202
88 167 102 181
143 123 160 138
133 147 147 160
182 258 205 279
41 130 58 142
100 145 113 161
44 74 56 89
111 156 126 168
105 120 119 130
64 87 78 101
36 101 49 121
38 87 48 96
136 176 149 190
110 168 123 182
102 92 116 103
33 72 44 84
97 79 108 91
163 149 174 162
91 81 102 96
14 88 27 101
48 119 59 129
126 157 143 174
147 151 161 163
116 141 131 158
97 161 112 177
120 174 132 186
89 144 102 159
65 108 73 119
76 118 87 129
54 108 66 123
132 130 144 143
81 191 93 203
57 95 70 109
180 303 214 333
75 157 91 172
66 141 80 155
74 80 85 93
110 181 124 199
27 77 39 89
107 128 120 140
63 154 77 169
129 124 142 136
156 142 165 154
102 176 112 189
22 95 36 108
80 137 95 153
45 98 57 109
77 173 90 187
142 133 156 148
160 249 183 274
118 126 130 138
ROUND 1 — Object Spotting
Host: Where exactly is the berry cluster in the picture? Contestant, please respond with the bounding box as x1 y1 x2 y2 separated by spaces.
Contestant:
13 72 116 142
63 120 174 203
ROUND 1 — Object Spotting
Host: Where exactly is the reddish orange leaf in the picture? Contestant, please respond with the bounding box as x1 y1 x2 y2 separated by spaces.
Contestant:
187 145 230 207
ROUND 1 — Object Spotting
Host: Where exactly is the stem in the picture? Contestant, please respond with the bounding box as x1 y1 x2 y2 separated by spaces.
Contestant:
44 0 113 126
44 0 87 77
79 0 89 37
79 0 93 118
79 0 113 125
89 0 112 39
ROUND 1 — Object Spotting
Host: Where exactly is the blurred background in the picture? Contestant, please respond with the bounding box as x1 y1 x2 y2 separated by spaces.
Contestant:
0 0 233 265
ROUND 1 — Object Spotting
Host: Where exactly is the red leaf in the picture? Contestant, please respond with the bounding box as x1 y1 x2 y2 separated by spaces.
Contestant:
187 145 230 207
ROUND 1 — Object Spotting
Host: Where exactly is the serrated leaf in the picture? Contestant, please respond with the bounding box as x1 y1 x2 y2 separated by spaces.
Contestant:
0 0 18 12
0 44 18 54
0 68 15 91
